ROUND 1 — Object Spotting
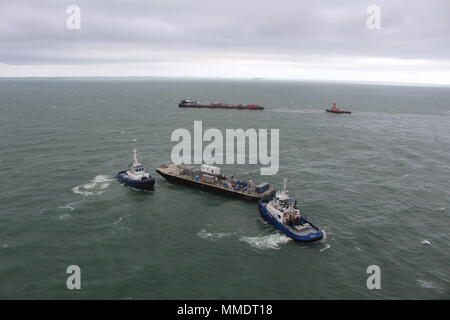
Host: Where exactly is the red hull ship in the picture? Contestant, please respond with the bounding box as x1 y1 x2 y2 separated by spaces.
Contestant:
325 102 351 114
179 98 263 110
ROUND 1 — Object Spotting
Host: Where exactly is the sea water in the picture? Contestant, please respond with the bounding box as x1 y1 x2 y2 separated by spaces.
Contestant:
0 78 449 299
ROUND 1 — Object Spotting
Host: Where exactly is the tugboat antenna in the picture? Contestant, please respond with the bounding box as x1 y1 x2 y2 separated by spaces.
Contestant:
133 148 138 164
283 178 287 194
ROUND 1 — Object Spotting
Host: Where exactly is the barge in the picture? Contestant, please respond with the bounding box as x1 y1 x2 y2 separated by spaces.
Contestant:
156 163 274 201
179 98 264 110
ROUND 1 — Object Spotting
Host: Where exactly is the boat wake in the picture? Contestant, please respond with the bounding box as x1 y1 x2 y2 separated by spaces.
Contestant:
417 279 435 289
72 175 115 196
197 229 292 250
59 203 75 211
266 108 321 114
239 233 291 250
197 229 232 241
416 279 445 293
58 213 71 221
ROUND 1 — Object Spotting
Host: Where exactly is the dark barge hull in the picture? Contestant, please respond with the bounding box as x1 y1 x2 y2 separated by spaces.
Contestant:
179 104 264 110
156 169 273 201
326 109 351 114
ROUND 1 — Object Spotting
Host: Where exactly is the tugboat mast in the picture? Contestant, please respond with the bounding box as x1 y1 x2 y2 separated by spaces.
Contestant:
133 148 139 165
275 177 290 201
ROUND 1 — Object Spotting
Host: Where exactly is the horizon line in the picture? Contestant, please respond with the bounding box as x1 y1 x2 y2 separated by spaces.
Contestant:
1 75 449 88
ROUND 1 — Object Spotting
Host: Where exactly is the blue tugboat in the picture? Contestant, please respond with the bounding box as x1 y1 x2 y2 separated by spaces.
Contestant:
117 149 155 190
258 179 323 242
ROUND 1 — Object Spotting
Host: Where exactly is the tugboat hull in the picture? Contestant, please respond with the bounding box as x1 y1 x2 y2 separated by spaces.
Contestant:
117 171 155 190
258 198 323 242
326 109 351 114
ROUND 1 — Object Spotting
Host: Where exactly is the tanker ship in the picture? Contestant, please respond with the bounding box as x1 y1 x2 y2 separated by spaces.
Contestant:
179 98 264 110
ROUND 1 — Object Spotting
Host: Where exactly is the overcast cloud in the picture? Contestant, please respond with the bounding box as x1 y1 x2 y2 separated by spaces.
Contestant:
1 0 449 84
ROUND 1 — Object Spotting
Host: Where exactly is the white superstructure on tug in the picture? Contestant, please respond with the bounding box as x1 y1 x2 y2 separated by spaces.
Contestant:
126 149 151 180
265 179 302 226
258 178 323 242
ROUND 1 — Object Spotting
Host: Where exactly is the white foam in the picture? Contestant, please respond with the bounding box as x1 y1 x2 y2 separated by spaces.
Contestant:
72 186 93 196
112 217 123 225
320 244 331 252
59 213 71 221
95 175 115 182
72 175 115 196
417 279 436 289
197 229 231 241
239 233 291 250
59 204 75 211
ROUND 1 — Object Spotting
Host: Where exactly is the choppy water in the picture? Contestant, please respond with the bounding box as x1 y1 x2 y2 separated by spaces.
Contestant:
0 78 449 299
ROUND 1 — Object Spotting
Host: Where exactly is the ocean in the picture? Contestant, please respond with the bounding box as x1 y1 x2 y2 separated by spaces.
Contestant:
0 78 449 299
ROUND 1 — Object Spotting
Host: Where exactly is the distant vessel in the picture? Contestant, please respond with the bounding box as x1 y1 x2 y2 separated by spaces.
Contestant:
156 163 274 201
325 102 351 114
117 149 155 190
258 179 323 242
179 98 264 110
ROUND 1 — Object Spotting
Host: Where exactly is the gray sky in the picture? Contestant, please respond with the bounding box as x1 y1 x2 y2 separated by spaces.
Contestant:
1 0 449 84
